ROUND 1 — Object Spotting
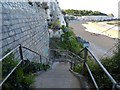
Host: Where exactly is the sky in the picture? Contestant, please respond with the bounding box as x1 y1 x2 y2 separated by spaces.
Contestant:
57 0 120 17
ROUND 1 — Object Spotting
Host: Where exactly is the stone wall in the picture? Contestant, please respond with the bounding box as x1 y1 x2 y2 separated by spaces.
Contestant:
0 2 49 61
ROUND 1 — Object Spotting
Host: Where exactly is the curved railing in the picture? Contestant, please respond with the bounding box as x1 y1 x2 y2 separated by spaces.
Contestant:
0 45 50 87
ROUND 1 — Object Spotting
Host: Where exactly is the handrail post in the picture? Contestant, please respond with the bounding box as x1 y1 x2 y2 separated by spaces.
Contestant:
39 55 41 63
70 61 72 69
84 47 88 67
71 61 74 70
112 83 116 90
19 45 23 60
73 56 77 71
73 60 75 71
46 58 48 65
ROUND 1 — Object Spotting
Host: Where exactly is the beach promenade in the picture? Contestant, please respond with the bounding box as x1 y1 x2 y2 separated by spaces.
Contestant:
69 21 118 59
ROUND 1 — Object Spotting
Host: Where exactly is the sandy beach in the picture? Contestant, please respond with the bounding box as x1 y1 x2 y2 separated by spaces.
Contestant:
69 21 118 59
83 22 120 39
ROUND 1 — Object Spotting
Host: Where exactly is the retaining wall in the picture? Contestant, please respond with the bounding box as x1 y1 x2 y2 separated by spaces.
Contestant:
0 2 49 60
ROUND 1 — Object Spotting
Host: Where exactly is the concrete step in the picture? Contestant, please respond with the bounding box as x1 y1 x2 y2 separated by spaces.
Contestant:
30 62 80 88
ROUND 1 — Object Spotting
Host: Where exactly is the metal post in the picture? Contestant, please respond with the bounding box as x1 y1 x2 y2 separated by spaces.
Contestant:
71 61 73 70
73 57 76 70
73 61 75 71
70 61 72 69
84 47 88 67
39 55 41 63
19 45 23 60
118 39 120 52
112 84 115 90
112 83 117 90
46 58 48 64
41 56 43 64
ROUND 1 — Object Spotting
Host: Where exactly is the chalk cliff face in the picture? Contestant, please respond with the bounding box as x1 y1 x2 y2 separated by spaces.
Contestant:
31 0 66 26
39 0 66 38
47 0 66 26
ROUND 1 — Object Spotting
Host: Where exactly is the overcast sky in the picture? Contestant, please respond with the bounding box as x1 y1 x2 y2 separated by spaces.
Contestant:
57 0 120 17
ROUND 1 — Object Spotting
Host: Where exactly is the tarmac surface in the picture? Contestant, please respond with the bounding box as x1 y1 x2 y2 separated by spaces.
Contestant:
31 62 80 88
69 20 118 59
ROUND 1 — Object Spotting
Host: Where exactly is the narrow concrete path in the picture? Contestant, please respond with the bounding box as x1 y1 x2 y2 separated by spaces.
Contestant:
31 62 80 88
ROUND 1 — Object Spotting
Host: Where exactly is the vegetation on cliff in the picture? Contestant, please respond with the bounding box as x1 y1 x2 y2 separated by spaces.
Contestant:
63 9 107 16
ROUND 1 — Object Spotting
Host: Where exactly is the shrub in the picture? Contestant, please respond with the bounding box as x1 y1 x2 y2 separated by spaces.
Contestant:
61 26 82 54
2 65 34 90
2 56 35 89
42 64 50 71
2 49 18 79
74 49 120 89
87 59 112 89
2 49 50 89
49 20 61 31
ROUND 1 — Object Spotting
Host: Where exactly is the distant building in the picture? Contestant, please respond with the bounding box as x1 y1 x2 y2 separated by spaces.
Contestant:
77 16 114 21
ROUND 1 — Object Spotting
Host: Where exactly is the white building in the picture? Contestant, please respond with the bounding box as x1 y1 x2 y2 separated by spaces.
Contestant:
78 16 114 21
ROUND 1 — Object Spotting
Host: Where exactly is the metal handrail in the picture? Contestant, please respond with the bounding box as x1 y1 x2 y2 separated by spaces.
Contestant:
87 48 117 85
0 45 22 87
85 47 120 89
0 60 22 87
0 45 21 61
66 47 120 89
50 48 120 89
66 49 84 61
1 45 120 89
116 84 120 89
85 63 99 90
0 44 49 87
50 49 84 61
22 46 40 56
22 46 49 60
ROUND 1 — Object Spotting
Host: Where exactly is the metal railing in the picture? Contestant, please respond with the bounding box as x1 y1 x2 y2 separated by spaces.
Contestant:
0 44 49 87
1 45 120 89
79 47 120 90
50 49 84 63
50 48 120 90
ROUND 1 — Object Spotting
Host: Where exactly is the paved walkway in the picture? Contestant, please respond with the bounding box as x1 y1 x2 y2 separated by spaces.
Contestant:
31 62 80 88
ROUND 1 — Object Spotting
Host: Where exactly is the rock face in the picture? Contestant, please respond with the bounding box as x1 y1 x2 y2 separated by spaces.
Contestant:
0 2 49 62
37 0 66 26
